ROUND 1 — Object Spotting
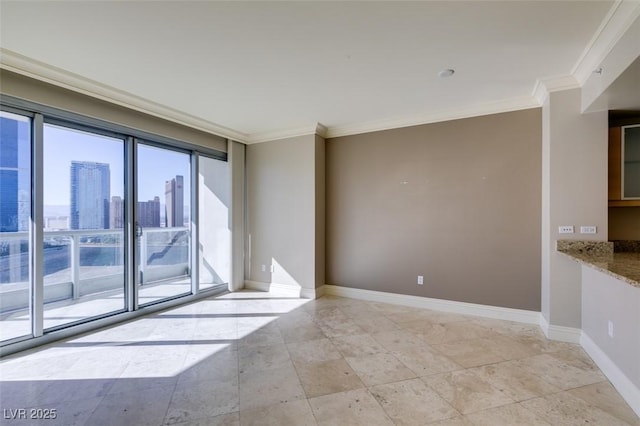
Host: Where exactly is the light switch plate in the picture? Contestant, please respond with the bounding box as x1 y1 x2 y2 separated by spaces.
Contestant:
558 226 574 234
580 226 597 234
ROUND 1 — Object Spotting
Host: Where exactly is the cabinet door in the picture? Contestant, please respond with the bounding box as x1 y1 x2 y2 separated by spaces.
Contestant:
623 125 640 199
609 127 621 200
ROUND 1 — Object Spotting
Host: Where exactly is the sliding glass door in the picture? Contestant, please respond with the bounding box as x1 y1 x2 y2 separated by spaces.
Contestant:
0 111 32 341
42 123 126 330
136 143 192 306
1 99 229 352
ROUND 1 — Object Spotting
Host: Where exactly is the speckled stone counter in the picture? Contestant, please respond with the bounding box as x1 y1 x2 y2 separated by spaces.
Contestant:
557 240 640 288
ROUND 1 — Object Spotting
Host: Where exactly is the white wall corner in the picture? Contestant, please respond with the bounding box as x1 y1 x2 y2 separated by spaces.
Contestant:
315 285 326 298
581 332 640 418
244 280 271 293
538 315 582 344
246 124 321 144
532 75 581 105
243 280 321 299
315 123 328 139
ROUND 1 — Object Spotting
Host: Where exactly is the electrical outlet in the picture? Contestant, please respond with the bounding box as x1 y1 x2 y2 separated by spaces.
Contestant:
261 264 266 272
417 275 424 285
558 226 574 234
580 226 597 234
608 320 614 338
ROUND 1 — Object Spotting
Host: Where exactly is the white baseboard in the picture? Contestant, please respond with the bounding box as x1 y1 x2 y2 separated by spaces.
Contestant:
538 315 582 343
322 285 540 325
581 332 640 418
243 280 322 299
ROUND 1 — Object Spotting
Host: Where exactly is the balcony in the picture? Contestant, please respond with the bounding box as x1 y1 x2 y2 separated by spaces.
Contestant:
0 227 196 342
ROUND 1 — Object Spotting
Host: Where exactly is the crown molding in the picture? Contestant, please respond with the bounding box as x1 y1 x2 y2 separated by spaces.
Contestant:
0 48 249 143
246 122 328 144
572 0 640 86
532 75 581 105
324 96 540 139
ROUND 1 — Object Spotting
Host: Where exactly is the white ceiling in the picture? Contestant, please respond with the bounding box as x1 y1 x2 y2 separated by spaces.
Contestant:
0 1 630 142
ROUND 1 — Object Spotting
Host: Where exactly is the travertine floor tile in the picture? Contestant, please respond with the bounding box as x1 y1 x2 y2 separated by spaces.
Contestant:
171 412 240 426
431 338 505 368
424 416 475 425
330 333 387 358
239 399 317 426
465 403 552 426
568 381 640 426
238 344 290 375
278 322 326 344
165 377 238 425
370 378 459 425
515 352 606 390
471 360 560 401
286 338 342 364
294 358 365 398
423 370 515 414
345 352 416 386
87 385 174 426
238 362 305 410
237 323 284 349
405 320 497 345
308 388 394 426
349 314 401 333
2 290 637 426
521 391 631 426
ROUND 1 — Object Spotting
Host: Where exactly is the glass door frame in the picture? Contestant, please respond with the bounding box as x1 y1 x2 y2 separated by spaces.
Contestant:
132 139 199 309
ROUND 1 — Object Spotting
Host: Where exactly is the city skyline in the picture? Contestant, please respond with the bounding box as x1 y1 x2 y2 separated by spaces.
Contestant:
1 119 192 232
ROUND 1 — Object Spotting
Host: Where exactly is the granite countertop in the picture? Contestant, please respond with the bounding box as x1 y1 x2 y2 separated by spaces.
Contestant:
556 240 640 288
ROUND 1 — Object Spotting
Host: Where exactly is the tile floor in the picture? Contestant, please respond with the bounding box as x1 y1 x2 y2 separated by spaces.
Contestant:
0 290 638 426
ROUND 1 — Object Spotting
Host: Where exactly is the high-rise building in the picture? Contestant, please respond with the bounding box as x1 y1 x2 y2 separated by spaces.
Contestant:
138 196 160 227
70 161 110 230
0 116 30 232
110 195 124 229
165 175 184 227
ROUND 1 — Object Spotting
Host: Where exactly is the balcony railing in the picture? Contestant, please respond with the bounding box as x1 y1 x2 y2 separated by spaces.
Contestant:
0 227 190 312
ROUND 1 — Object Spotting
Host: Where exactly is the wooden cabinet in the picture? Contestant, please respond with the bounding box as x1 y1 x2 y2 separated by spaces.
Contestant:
609 126 640 207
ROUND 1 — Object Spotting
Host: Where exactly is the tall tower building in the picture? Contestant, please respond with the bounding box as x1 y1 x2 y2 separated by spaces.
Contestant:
70 161 110 230
0 115 30 232
110 195 124 229
138 196 160 227
164 175 184 227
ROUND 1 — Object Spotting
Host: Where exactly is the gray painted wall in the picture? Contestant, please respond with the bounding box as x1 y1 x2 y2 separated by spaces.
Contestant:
326 109 542 311
246 134 323 291
541 88 608 328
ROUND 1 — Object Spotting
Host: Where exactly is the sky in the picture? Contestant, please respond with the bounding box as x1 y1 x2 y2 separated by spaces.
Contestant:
43 124 191 209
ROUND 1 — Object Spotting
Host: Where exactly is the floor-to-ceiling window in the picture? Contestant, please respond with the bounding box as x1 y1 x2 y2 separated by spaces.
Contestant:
0 110 32 342
0 100 229 353
42 123 127 330
136 143 192 306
